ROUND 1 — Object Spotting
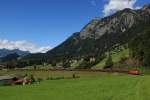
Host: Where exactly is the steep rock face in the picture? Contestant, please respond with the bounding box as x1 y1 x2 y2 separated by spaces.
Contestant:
80 6 150 40
80 18 100 39
46 4 150 61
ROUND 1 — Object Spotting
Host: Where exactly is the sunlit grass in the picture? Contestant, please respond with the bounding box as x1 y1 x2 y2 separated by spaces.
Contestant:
95 49 129 68
0 71 150 100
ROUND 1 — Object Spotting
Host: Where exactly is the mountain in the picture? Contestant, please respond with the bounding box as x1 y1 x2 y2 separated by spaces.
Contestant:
46 4 150 61
0 49 30 58
21 4 150 67
0 53 20 62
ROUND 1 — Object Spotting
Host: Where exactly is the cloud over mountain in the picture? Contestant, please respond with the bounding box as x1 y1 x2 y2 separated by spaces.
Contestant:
0 39 52 53
103 0 140 16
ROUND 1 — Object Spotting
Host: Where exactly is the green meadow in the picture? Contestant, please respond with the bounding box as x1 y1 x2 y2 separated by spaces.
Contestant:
95 49 129 68
0 71 150 100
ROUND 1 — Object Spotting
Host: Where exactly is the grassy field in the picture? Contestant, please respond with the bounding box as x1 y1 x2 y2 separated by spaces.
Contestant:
95 49 129 68
0 71 150 100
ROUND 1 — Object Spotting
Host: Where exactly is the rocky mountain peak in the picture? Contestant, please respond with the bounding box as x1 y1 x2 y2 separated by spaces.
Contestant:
79 4 150 40
142 4 150 10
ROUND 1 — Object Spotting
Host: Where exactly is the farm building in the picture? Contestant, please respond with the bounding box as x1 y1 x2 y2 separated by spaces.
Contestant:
0 76 15 85
0 75 34 86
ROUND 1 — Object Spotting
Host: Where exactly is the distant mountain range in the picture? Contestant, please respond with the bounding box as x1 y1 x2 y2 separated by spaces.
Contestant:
0 49 30 58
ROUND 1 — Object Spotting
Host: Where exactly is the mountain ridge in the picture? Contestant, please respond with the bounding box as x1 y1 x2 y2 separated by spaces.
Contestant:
46 4 150 61
0 48 30 58
18 4 150 68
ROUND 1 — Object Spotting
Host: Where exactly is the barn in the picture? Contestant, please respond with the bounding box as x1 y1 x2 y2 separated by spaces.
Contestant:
0 76 15 85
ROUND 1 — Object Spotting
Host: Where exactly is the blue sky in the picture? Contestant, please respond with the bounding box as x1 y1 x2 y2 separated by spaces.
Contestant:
0 0 149 53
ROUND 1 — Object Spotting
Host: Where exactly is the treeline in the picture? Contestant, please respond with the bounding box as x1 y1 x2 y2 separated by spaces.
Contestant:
0 49 106 69
129 26 150 66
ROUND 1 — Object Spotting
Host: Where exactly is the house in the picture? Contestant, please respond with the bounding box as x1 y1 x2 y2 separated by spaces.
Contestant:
0 76 15 85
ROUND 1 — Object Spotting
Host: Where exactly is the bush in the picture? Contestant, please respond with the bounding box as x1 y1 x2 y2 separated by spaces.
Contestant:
72 74 76 78
23 73 28 77
37 78 43 82
30 74 36 82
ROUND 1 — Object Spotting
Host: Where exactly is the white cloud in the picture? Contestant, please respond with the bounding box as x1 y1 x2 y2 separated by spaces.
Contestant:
103 0 140 16
0 39 52 53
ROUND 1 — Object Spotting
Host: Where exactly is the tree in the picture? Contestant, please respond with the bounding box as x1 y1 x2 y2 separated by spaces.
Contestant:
77 57 92 69
62 60 71 68
4 60 18 69
33 64 37 70
51 61 56 67
30 74 36 82
104 54 113 69
129 27 150 67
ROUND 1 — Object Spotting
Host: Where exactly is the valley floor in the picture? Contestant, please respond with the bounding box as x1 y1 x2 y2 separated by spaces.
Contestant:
0 71 150 100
